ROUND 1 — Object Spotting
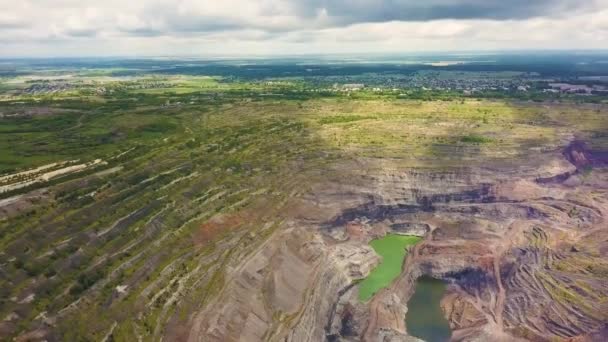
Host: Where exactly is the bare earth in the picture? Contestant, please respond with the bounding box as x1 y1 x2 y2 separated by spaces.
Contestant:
183 140 608 342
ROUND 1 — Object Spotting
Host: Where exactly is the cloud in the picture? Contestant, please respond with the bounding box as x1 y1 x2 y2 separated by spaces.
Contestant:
0 0 607 56
290 0 594 23
0 12 27 29
122 0 602 35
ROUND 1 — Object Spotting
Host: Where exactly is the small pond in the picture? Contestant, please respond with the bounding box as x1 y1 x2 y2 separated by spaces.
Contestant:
405 276 452 342
358 234 422 301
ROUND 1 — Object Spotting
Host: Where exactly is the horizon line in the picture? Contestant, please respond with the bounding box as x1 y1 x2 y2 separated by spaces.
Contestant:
2 48 608 60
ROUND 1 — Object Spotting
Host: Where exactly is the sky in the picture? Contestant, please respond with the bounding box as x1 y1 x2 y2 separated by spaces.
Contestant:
1 0 608 57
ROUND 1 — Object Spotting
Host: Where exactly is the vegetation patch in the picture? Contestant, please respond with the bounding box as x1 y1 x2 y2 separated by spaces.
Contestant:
460 134 494 144
318 115 375 125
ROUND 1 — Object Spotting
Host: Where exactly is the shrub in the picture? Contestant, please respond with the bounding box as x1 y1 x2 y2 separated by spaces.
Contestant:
460 135 493 144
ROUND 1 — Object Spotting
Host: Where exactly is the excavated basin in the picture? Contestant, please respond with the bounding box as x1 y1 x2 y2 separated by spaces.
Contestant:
405 276 452 342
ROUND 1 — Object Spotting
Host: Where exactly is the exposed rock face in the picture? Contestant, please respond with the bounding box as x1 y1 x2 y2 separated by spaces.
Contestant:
285 243 379 342
185 144 608 342
564 140 608 168
187 227 380 342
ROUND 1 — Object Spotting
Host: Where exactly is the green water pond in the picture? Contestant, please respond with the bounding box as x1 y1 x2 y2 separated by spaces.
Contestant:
405 276 452 342
358 234 422 301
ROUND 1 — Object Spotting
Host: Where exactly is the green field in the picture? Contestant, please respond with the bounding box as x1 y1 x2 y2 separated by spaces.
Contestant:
358 234 422 301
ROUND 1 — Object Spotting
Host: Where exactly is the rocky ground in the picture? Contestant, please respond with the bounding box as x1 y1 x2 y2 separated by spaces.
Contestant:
183 140 608 342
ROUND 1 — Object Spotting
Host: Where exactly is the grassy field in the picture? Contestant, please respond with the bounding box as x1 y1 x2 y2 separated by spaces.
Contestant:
358 235 422 301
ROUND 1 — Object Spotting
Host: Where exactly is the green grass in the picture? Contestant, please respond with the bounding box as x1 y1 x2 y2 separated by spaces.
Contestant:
358 234 422 301
318 115 375 125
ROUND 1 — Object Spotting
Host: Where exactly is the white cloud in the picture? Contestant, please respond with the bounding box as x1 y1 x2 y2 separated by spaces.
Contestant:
0 0 606 56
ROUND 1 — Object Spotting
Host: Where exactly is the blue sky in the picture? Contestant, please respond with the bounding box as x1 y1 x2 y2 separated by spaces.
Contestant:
1 0 607 57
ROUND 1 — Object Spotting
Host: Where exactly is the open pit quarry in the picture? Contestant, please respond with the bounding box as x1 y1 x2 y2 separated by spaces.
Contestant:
184 140 608 342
